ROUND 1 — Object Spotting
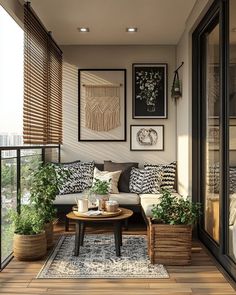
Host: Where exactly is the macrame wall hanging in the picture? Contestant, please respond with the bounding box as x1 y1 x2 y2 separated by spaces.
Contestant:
84 84 121 132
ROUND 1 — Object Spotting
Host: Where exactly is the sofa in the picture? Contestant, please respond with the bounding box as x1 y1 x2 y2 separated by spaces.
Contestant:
53 161 180 230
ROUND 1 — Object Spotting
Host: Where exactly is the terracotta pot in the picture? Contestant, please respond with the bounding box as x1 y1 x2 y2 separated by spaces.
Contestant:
13 231 46 261
44 222 53 249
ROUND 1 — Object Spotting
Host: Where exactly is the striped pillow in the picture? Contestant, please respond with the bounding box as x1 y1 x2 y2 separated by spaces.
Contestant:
129 167 163 194
144 162 177 192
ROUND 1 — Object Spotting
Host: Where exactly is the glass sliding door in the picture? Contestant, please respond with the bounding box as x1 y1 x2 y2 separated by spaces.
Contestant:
204 23 220 243
193 0 236 282
228 0 236 262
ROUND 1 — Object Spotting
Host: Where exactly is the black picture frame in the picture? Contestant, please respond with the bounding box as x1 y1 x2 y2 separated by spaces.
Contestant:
130 125 164 151
132 63 168 119
78 69 127 142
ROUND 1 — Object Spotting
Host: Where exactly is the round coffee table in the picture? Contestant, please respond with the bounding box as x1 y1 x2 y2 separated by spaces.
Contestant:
66 208 133 257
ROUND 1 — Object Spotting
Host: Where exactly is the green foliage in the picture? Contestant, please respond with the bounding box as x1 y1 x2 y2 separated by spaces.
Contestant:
151 190 201 225
90 178 110 195
8 205 44 235
30 163 69 223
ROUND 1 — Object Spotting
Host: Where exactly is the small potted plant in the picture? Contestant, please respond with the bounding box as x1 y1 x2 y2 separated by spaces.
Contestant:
30 163 68 248
148 190 201 265
90 179 110 210
9 205 46 261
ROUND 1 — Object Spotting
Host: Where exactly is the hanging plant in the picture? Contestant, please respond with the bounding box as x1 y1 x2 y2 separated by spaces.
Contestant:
171 70 182 100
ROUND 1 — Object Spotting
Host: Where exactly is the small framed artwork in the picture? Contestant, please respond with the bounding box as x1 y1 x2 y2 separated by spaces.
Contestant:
132 63 168 119
130 125 164 151
78 69 126 141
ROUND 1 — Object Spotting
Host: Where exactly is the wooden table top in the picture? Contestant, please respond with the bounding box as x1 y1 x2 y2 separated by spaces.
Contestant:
66 208 133 221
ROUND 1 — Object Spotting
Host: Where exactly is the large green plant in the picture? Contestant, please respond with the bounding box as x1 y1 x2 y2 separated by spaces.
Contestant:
9 205 44 235
90 179 110 195
151 190 201 225
30 163 68 223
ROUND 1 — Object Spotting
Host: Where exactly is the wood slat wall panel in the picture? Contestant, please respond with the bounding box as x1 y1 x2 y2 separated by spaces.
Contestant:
23 3 62 144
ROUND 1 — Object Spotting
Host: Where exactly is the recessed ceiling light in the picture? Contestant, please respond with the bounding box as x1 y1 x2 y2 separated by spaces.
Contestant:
78 27 90 32
126 27 138 33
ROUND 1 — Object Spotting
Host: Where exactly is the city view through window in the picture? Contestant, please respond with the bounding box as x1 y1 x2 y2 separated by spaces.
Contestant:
0 6 42 264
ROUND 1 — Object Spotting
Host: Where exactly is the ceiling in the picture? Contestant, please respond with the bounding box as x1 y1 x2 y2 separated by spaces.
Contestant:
27 0 196 45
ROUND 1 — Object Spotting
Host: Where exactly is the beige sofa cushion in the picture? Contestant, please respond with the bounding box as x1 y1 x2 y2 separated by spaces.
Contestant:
140 193 182 217
54 193 83 205
110 193 140 205
54 192 140 206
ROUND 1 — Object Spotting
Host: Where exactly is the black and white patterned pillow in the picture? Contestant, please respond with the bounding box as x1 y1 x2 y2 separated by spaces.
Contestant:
56 161 95 194
144 162 177 192
207 163 220 193
129 167 162 194
230 168 236 194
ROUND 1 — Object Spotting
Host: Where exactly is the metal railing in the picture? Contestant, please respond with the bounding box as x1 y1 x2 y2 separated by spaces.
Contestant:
0 145 60 270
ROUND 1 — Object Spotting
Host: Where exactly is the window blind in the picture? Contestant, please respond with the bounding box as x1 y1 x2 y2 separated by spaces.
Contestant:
23 3 62 144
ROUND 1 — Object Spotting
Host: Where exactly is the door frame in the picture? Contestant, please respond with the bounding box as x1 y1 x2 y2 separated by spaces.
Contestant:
192 0 236 280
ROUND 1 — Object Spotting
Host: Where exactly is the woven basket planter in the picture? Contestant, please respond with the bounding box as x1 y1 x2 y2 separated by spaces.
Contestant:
13 231 47 261
147 218 192 266
45 222 54 249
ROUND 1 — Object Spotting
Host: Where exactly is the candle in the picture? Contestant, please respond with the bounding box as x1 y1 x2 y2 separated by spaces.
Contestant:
77 199 88 213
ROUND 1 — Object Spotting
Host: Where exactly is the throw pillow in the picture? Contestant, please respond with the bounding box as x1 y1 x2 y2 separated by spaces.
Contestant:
230 168 236 194
104 161 139 193
56 161 95 194
207 163 220 193
129 167 163 194
144 162 177 192
93 167 122 194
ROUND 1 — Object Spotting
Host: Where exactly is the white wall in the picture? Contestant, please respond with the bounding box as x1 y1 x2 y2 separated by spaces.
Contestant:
0 0 23 26
61 45 177 166
176 0 213 196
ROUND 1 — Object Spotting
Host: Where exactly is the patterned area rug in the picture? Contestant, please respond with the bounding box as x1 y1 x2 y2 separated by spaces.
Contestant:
37 235 169 279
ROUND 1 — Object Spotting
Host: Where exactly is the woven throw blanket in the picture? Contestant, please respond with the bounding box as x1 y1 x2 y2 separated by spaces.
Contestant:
85 85 120 131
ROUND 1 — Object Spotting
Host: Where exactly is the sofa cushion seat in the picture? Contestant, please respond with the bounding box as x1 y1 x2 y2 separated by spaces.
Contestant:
54 193 84 205
140 193 182 217
54 192 140 206
110 193 140 205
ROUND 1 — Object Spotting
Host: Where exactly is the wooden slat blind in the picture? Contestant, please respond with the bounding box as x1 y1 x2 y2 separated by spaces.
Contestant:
23 3 62 144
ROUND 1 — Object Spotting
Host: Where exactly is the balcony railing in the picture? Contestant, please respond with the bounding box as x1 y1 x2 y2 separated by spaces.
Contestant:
0 145 60 270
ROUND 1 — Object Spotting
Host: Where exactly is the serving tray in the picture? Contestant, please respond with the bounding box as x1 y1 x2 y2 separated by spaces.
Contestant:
72 208 122 218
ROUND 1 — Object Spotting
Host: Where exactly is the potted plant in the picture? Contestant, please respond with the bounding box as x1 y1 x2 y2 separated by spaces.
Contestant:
148 190 201 266
30 163 68 249
90 179 110 210
9 205 46 261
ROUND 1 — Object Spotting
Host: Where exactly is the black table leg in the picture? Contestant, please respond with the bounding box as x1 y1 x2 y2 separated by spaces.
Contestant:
74 221 81 256
124 219 128 231
119 221 122 246
65 216 69 232
114 222 121 257
80 221 86 246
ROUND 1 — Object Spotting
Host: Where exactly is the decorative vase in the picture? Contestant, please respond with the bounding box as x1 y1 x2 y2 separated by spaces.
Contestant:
13 231 47 261
146 97 156 112
44 222 53 249
96 194 109 210
147 104 156 112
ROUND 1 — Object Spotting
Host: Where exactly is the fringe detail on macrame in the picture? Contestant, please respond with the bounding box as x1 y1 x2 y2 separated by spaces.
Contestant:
84 85 120 132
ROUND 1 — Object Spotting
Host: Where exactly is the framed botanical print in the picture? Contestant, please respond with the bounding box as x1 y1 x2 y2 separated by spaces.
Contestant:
132 63 168 119
78 69 126 141
130 125 164 151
